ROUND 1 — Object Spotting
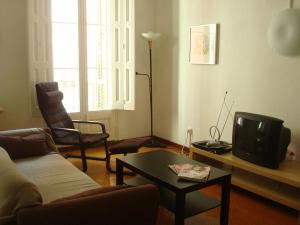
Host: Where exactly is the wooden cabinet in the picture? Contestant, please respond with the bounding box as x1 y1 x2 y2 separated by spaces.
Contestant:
190 147 300 211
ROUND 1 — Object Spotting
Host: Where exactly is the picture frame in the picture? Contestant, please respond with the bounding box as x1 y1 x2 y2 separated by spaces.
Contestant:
189 24 218 65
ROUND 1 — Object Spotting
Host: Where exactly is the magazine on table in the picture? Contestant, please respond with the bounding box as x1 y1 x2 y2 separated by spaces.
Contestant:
168 163 210 182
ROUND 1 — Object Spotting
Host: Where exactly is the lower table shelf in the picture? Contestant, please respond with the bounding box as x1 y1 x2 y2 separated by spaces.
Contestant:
125 176 220 218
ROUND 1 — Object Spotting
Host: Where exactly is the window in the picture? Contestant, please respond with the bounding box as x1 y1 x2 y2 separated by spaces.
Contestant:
51 0 80 112
28 0 135 115
86 0 111 111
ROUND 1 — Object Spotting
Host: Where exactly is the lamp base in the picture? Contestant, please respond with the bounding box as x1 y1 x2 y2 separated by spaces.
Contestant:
144 137 166 148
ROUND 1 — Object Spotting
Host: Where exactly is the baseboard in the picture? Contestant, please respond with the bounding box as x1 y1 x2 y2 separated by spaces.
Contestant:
57 140 119 152
154 136 190 154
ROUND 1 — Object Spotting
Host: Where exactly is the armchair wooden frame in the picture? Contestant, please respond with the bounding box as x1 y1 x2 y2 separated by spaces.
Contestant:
35 82 110 172
36 82 151 174
52 120 109 172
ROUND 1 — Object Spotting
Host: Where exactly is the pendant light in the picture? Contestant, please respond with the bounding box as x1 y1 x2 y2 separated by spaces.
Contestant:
267 0 300 56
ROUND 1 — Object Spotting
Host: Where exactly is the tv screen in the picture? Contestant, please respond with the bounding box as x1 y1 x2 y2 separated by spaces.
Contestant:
235 117 269 157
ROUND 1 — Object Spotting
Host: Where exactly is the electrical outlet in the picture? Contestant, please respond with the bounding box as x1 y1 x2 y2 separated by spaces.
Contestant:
287 149 296 160
187 127 193 135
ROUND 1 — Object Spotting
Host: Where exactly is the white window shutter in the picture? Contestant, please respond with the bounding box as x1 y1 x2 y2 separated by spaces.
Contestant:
123 0 135 110
110 0 124 110
110 0 135 110
28 0 53 115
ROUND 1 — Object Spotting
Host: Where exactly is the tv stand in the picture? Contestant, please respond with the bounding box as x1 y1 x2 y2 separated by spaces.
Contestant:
190 147 300 214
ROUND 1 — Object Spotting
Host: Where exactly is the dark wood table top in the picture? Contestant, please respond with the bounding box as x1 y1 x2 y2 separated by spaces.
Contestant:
117 150 231 193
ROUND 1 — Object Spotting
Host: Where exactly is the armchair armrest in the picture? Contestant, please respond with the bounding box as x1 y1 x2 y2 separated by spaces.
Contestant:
17 184 159 225
51 127 80 135
51 127 82 143
72 120 107 133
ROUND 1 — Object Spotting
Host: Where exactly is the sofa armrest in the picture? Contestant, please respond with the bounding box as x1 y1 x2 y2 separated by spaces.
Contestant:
17 184 159 225
0 128 58 159
0 128 45 137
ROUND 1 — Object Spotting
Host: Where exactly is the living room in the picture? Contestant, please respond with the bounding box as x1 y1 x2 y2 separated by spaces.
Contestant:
0 0 300 225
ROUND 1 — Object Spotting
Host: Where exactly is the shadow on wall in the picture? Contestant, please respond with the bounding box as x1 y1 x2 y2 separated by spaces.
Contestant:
153 0 180 140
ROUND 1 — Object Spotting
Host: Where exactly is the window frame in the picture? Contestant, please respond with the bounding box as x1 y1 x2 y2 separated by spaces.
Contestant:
28 0 135 118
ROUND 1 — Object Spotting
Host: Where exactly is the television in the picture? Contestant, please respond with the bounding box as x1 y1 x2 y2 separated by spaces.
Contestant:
232 112 291 169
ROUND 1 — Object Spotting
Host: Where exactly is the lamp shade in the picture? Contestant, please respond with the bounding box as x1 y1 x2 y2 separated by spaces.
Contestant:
141 31 161 41
267 8 300 56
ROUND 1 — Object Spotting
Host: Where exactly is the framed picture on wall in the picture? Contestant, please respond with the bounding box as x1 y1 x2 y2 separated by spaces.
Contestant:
190 24 218 64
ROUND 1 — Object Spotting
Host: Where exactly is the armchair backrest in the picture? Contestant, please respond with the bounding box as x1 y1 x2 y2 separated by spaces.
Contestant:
36 82 74 139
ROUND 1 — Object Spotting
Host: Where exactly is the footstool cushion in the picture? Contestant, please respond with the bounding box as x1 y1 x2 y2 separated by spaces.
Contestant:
109 137 152 155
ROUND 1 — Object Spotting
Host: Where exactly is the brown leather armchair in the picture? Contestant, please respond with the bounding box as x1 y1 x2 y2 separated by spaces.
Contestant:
35 82 109 172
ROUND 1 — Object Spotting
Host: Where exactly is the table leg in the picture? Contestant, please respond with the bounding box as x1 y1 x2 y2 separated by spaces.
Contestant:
116 159 124 185
220 175 231 225
175 192 185 225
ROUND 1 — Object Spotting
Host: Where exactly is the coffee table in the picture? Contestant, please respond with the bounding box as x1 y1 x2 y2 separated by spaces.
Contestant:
116 150 231 225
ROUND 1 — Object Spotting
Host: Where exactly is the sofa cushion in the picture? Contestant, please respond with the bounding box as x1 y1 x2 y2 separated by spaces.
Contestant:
43 131 58 153
0 147 42 224
0 133 52 160
14 153 100 203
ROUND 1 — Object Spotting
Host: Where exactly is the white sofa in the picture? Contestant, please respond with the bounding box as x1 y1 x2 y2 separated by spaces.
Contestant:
0 128 159 225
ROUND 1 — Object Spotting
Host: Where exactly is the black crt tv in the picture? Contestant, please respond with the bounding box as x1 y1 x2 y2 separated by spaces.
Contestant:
232 112 291 169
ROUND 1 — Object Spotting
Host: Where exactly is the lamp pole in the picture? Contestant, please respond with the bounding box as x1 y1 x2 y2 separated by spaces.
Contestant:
136 31 165 148
148 40 153 137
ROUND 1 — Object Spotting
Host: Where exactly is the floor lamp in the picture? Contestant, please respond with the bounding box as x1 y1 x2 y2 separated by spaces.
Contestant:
136 31 165 148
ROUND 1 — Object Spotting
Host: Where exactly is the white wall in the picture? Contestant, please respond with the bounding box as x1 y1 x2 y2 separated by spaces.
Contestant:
0 0 42 130
2 0 300 155
153 0 300 158
0 0 154 140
